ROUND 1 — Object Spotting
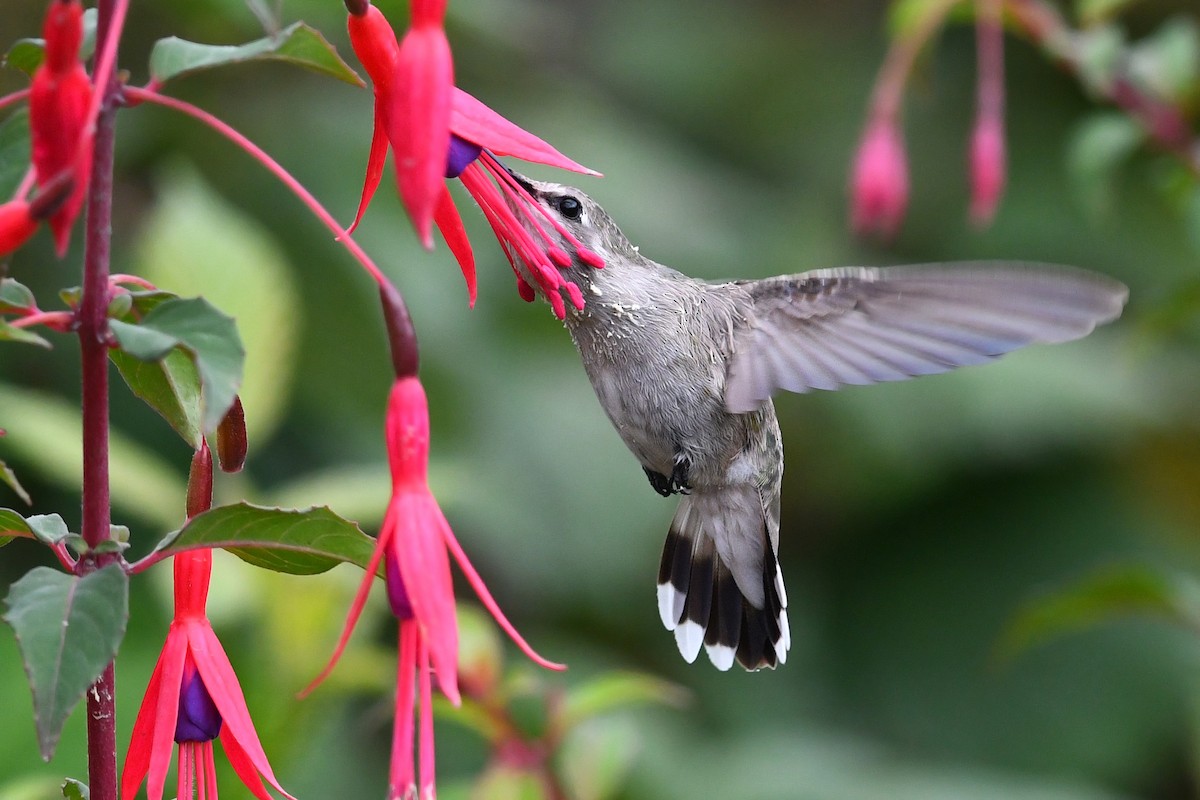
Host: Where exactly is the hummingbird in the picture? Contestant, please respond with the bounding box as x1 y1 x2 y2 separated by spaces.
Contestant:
501 169 1128 672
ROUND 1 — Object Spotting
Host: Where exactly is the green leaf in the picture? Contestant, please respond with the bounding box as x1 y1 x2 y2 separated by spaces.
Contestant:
1076 0 1145 26
473 765 548 800
0 278 36 313
1074 24 1125 95
0 109 31 200
153 503 380 576
110 344 204 448
559 718 641 800
0 507 34 547
109 297 244 435
996 564 1200 662
1128 16 1200 103
25 514 72 546
3 8 98 76
559 671 689 731
1 460 32 506
149 22 364 86
3 564 129 760
887 0 964 40
1066 112 1145 219
0 321 51 349
61 778 89 800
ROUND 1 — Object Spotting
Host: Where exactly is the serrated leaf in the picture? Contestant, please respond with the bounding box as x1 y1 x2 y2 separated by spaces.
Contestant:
152 502 380 576
559 671 689 731
1 460 32 506
996 564 1200 662
1077 0 1145 26
0 321 51 349
0 507 35 547
3 8 98 76
109 297 244 435
111 344 203 448
3 564 129 760
0 278 36 313
149 22 363 86
0 109 31 200
61 778 89 800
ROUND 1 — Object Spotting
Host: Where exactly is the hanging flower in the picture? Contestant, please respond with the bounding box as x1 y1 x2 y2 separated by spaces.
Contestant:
969 0 1007 226
29 0 93 255
850 114 908 239
122 445 293 800
304 376 564 800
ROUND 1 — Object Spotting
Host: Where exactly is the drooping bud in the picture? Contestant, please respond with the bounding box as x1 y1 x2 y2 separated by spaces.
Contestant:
174 664 223 743
969 115 1006 226
385 377 430 487
850 117 909 239
380 281 419 379
970 0 1007 228
186 441 213 520
344 0 369 16
216 397 248 473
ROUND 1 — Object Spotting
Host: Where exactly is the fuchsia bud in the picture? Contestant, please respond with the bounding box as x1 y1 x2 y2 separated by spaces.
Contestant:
850 117 909 239
970 0 1007 227
969 115 1006 226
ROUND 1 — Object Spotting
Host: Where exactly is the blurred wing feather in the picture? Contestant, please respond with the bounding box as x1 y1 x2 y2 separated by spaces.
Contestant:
724 262 1127 413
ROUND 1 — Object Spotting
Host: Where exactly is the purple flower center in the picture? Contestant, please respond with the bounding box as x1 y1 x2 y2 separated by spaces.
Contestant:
385 551 414 620
174 670 223 743
445 135 483 179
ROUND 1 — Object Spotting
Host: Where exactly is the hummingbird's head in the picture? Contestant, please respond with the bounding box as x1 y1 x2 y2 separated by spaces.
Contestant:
505 170 634 266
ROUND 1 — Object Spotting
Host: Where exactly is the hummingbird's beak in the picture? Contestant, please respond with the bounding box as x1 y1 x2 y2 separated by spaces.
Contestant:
502 163 536 197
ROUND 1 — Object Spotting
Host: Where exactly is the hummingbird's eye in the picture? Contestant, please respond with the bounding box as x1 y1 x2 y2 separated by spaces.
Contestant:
557 196 583 221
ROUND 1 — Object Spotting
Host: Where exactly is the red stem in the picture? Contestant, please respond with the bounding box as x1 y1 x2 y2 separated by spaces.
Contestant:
81 1 124 797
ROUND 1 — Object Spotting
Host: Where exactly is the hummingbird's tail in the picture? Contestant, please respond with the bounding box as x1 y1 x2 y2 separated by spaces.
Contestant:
656 488 790 671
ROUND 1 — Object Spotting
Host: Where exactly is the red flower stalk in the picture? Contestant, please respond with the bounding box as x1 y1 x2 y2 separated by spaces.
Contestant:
970 0 1007 227
123 445 293 800
850 114 909 239
305 377 564 800
347 0 453 249
29 0 93 256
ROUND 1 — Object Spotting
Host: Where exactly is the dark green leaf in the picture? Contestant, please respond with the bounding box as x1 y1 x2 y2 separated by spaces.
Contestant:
1 460 32 506
559 718 641 800
1128 16 1198 102
109 297 244 435
62 778 89 800
3 564 129 760
149 22 364 87
110 345 203 448
0 320 52 349
0 277 36 313
153 502 380 576
0 109 31 200
1067 112 1145 219
1074 24 1125 94
996 564 1200 662
0 506 34 547
559 671 689 731
3 8 98 75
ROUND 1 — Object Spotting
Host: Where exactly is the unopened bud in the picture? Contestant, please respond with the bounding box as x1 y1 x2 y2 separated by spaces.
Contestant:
216 396 247 473
186 441 213 519
379 281 419 378
344 0 370 16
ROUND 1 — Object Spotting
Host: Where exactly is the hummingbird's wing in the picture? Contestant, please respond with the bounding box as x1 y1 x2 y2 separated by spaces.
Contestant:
724 262 1127 413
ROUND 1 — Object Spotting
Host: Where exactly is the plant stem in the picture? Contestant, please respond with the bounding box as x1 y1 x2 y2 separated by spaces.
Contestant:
81 0 121 796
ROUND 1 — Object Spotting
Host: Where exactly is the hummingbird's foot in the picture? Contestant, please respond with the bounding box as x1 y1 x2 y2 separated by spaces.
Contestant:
644 460 693 497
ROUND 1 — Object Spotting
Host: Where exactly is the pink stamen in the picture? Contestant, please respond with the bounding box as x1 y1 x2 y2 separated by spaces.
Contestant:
391 622 418 799
418 638 435 798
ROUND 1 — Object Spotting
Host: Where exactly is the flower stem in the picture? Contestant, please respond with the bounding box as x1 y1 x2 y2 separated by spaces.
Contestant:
81 1 123 797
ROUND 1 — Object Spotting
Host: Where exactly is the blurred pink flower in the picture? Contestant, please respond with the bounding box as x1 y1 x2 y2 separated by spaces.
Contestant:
969 114 1006 226
850 116 908 238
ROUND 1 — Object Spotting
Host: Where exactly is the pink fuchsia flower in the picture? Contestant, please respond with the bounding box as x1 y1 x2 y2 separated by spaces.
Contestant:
347 0 452 249
0 199 38 257
305 376 564 800
850 115 909 239
29 0 92 256
969 0 1007 227
123 445 293 800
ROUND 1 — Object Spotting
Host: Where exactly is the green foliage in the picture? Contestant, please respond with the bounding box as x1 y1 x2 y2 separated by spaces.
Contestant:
997 564 1200 662
0 280 36 314
148 22 364 86
109 297 244 437
0 113 29 207
0 462 30 507
153 502 379 576
59 779 87 800
2 565 128 760
1067 112 1145 219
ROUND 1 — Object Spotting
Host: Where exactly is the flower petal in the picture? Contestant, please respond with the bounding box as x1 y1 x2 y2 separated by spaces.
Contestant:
433 185 476 307
348 105 391 235
147 630 188 800
188 621 295 799
451 88 600 176
220 726 277 800
121 645 166 800
390 621 419 799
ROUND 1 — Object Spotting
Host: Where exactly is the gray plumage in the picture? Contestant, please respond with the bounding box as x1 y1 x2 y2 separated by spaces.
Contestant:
505 172 1128 671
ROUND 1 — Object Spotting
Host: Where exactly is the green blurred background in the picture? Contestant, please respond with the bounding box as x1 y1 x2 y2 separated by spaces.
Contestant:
3 0 1200 797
